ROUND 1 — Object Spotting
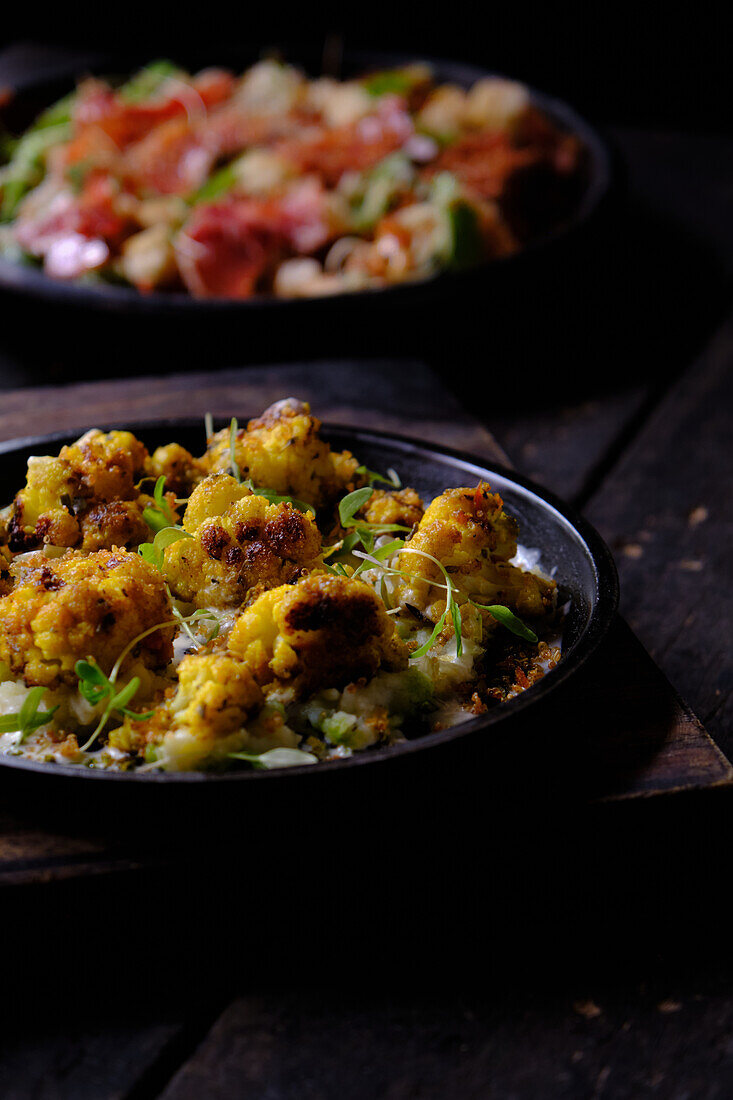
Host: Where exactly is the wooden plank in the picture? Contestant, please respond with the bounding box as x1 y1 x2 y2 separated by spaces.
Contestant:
0 1021 182 1100
492 386 650 503
0 359 506 466
156 983 733 1100
554 618 732 800
585 311 733 758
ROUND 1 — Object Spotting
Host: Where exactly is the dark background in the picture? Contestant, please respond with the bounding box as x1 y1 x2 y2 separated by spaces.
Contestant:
2 6 732 132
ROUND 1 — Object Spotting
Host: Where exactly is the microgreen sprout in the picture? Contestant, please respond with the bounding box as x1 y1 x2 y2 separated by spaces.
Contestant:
228 747 318 769
142 475 177 533
139 526 192 572
75 660 155 752
74 604 220 750
0 686 59 743
350 544 538 656
339 486 373 526
468 602 539 644
172 606 220 646
330 486 409 566
242 481 316 516
204 411 214 441
355 464 401 489
229 418 241 482
399 548 462 659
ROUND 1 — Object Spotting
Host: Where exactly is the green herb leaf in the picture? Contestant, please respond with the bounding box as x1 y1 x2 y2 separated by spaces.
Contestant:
410 606 450 659
139 526 192 572
142 476 177 534
324 561 350 577
356 464 401 488
191 161 241 205
250 487 316 516
0 686 59 742
0 122 71 221
339 486 373 526
473 604 538 644
361 68 421 98
446 200 483 270
228 747 318 769
118 60 184 102
229 418 241 482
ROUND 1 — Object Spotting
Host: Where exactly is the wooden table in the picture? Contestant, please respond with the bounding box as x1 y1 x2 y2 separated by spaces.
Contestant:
1 106 733 1094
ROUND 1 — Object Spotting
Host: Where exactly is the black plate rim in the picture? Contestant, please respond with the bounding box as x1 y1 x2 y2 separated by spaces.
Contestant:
0 47 613 313
0 418 619 784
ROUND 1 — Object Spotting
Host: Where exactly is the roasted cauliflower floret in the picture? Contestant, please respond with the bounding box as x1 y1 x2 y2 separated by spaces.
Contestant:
164 477 323 608
149 443 206 497
399 483 555 625
111 653 299 771
179 474 250 534
229 573 409 696
358 487 424 529
0 548 173 687
79 501 151 553
170 653 263 739
6 429 152 553
203 398 359 509
0 549 12 597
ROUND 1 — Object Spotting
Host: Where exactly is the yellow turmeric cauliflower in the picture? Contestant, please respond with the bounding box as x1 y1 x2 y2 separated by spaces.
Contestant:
229 572 409 697
110 654 299 771
203 399 359 509
358 487 424 529
149 443 206 497
6 429 157 553
163 475 323 608
399 483 555 627
0 548 173 687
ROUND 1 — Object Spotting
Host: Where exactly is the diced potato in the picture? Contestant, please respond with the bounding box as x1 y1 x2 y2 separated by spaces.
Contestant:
120 225 178 291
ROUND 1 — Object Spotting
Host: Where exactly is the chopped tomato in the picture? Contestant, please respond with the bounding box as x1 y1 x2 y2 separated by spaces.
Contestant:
276 99 413 185
425 132 538 201
67 71 236 162
15 171 132 277
176 180 331 298
122 117 216 195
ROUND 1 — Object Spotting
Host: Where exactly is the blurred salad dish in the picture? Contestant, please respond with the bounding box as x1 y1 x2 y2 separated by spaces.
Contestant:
0 59 587 299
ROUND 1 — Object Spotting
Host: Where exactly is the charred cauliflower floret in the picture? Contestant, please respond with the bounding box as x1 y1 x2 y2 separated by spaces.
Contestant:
203 398 359 509
110 653 299 771
6 429 154 553
164 475 323 608
399 483 555 626
358 487 424 529
0 548 173 687
0 549 12 597
229 572 409 697
149 443 206 497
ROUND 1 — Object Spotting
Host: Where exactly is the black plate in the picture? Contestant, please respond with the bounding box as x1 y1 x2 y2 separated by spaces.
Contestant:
0 419 619 798
0 47 612 315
